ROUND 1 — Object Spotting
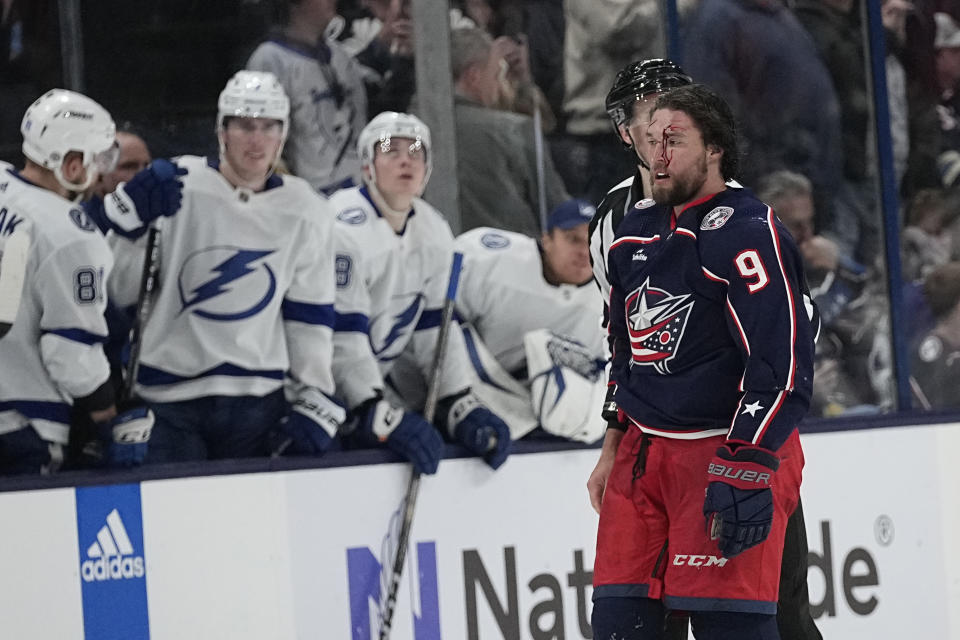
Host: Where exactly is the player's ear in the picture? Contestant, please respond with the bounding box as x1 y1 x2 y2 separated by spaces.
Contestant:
61 151 86 183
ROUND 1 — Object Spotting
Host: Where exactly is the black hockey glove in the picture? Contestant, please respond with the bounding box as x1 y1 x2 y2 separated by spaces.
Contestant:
702 444 780 558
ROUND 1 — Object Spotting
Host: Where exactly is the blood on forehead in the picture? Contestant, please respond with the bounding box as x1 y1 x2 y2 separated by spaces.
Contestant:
652 124 686 168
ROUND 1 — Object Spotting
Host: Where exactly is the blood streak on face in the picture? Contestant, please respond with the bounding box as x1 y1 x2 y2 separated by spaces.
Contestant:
659 125 683 169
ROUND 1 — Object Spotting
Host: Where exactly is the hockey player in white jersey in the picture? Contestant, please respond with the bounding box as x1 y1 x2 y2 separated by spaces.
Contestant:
0 89 159 473
330 111 511 473
453 199 607 443
109 70 344 463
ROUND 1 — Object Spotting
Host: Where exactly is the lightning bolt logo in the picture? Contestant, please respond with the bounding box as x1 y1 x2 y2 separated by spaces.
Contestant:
178 247 277 321
372 293 424 360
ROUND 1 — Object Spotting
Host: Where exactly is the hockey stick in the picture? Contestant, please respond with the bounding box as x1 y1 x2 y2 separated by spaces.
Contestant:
122 223 162 402
0 223 31 340
378 251 464 640
532 92 548 233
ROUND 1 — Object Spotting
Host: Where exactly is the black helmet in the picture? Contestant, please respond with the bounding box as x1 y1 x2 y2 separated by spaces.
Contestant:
605 58 692 127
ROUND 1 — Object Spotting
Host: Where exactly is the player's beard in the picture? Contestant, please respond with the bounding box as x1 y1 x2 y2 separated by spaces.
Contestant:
650 154 708 207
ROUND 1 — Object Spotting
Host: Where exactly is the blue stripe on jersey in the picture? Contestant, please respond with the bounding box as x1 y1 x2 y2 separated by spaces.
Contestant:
137 363 285 386
0 400 71 424
415 308 443 331
334 311 370 333
461 328 512 393
42 328 108 345
282 299 335 327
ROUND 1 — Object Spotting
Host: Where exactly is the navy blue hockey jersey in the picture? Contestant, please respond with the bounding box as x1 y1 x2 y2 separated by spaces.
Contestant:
607 186 815 453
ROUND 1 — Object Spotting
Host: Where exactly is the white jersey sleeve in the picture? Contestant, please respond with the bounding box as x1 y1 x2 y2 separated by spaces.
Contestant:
36 236 113 400
106 227 149 310
282 197 337 396
331 217 388 409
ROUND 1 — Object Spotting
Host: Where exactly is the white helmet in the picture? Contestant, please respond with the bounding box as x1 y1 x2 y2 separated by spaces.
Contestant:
21 89 118 193
357 111 432 188
217 70 290 141
217 70 290 176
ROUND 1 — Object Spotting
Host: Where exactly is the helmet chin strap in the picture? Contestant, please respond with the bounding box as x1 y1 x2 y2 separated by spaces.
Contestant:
53 163 96 200
364 174 415 233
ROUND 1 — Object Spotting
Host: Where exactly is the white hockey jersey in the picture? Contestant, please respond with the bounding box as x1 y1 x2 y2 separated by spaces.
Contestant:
247 37 367 195
455 227 605 375
329 186 473 410
108 156 337 404
0 166 113 444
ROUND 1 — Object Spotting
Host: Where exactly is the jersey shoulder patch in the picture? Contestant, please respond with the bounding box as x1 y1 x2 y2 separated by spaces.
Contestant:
480 231 510 249
336 207 367 225
635 198 656 210
700 206 735 231
69 207 96 233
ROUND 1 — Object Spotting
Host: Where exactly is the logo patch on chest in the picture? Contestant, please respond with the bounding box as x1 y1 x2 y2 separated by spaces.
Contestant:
700 206 734 230
624 278 693 374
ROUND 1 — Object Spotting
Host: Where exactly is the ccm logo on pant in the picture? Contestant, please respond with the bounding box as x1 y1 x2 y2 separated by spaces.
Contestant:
673 554 728 567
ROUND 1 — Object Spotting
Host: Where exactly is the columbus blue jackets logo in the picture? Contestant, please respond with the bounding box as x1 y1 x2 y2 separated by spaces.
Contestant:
635 198 656 210
625 278 693 374
700 206 734 230
178 246 277 321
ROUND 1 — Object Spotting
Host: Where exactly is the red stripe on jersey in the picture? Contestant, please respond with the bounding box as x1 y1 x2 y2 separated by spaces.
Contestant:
610 235 661 250
676 228 697 239
703 267 750 356
754 390 788 445
766 206 797 391
749 207 797 445
677 192 722 215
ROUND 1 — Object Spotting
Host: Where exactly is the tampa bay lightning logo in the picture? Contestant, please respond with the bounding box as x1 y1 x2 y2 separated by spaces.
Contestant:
337 207 367 225
370 293 425 360
178 246 277 321
480 232 510 249
69 208 96 232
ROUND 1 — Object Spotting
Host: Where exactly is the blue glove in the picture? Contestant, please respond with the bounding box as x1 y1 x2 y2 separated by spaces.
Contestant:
358 399 443 475
104 159 187 237
278 388 346 455
100 406 154 468
702 444 780 557
440 391 511 470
